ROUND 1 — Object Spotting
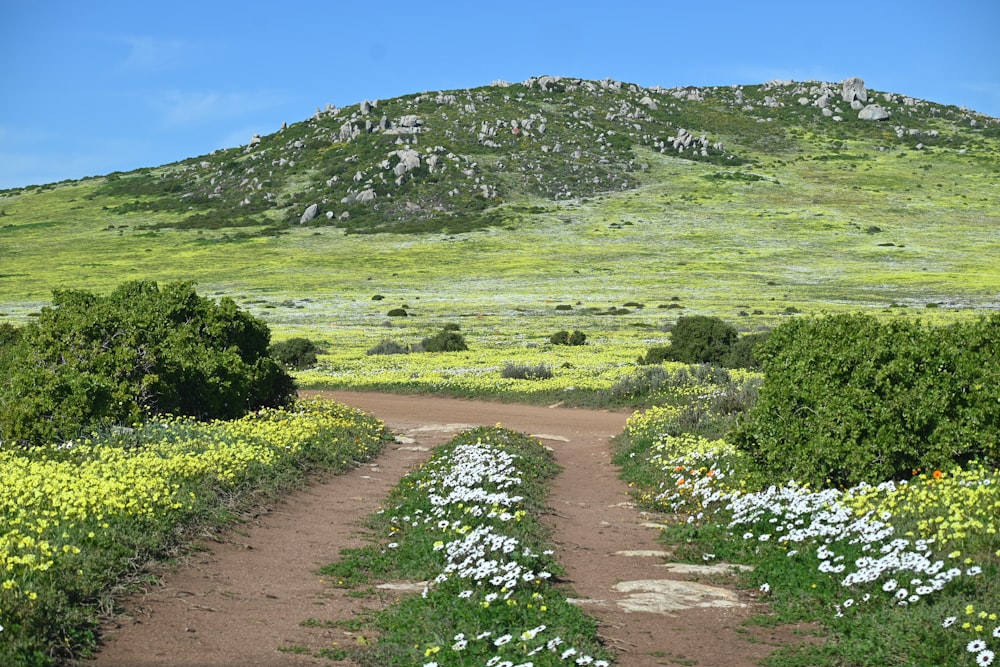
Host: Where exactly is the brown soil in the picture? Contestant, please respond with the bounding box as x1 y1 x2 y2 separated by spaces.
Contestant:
90 392 810 667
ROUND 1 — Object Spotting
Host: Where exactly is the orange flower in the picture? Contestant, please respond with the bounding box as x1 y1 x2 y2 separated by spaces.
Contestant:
676 478 686 486
933 469 943 480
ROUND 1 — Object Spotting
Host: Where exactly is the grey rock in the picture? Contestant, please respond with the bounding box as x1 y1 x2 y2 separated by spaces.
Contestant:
392 149 420 177
357 189 376 203
815 94 831 109
851 100 864 111
858 104 890 121
398 115 421 128
299 204 319 224
841 77 868 103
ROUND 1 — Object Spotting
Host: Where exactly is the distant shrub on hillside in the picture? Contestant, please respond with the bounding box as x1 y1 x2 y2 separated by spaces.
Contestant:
501 363 553 380
638 318 766 370
421 328 468 352
366 339 411 355
550 330 587 346
270 337 321 369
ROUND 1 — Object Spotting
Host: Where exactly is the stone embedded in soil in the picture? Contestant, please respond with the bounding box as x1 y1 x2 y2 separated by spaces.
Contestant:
531 433 570 442
656 562 754 575
613 579 745 614
613 549 672 558
409 423 478 433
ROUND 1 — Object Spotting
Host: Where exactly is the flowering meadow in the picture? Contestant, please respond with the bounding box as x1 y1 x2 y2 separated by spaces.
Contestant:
0 400 389 666
321 427 611 666
617 406 1000 666
295 331 648 404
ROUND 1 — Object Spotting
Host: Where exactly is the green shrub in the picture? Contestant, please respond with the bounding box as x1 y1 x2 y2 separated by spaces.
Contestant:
550 330 586 346
666 315 738 364
0 281 295 448
500 362 553 380
366 339 410 355
610 365 670 400
723 330 771 369
637 345 672 365
270 337 321 369
421 329 468 352
386 308 408 317
732 313 1000 487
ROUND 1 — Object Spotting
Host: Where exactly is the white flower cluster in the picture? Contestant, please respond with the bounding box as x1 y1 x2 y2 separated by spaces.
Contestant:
388 439 608 667
656 454 984 616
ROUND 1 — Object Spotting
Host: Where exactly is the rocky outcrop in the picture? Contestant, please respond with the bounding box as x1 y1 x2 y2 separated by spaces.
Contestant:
841 77 868 104
858 104 890 121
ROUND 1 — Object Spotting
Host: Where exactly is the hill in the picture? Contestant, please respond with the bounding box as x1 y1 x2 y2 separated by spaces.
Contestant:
0 75 998 338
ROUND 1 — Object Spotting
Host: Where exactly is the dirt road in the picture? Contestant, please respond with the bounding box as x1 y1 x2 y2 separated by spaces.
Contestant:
92 392 802 667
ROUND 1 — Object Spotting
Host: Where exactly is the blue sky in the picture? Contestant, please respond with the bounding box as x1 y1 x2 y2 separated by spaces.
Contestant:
2 0 998 190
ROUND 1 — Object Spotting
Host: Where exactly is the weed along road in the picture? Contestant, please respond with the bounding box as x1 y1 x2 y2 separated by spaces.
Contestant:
93 392 806 667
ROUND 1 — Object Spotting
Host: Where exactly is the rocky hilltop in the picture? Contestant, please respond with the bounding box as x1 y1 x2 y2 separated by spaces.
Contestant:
27 75 998 235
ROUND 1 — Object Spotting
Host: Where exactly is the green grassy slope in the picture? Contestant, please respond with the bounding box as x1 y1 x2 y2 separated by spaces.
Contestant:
1 76 997 347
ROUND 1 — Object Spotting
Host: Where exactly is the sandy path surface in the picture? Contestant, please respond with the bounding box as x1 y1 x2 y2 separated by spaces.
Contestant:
91 392 804 667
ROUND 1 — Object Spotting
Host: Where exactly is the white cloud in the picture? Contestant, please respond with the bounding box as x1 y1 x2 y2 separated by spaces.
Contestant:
149 89 285 128
115 35 191 73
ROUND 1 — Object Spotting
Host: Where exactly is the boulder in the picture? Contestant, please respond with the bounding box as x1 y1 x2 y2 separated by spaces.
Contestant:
858 104 890 121
392 149 421 177
841 77 868 103
851 100 864 111
299 204 319 224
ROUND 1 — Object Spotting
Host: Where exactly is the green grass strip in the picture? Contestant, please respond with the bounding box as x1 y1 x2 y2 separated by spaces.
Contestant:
322 426 612 666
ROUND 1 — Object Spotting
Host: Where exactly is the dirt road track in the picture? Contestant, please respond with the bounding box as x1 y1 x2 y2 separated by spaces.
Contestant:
91 392 803 667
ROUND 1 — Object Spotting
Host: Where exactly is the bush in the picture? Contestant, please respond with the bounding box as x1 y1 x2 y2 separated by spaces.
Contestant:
732 313 1000 487
666 315 738 364
0 281 295 448
421 329 468 352
637 345 672 365
270 337 321 369
723 331 771 369
500 362 553 380
387 308 408 317
366 339 411 355
550 330 586 346
638 316 745 366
